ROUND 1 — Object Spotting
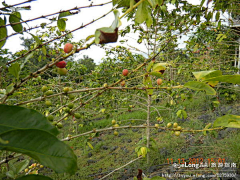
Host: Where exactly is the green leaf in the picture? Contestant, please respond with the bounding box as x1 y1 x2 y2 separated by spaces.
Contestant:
149 71 163 78
184 81 216 95
42 46 47 56
204 75 240 84
135 1 148 24
216 11 220 21
182 110 187 119
150 176 166 180
152 63 167 72
213 115 240 128
58 11 72 19
176 110 182 118
21 52 34 69
192 70 222 81
30 34 41 45
16 175 53 180
111 10 122 29
0 17 7 49
146 61 154 72
143 76 153 95
57 19 66 31
6 170 15 179
0 129 77 174
200 0 206 6
87 142 94 149
15 159 29 174
8 62 20 79
203 123 212 136
112 0 129 7
0 104 58 136
9 12 23 33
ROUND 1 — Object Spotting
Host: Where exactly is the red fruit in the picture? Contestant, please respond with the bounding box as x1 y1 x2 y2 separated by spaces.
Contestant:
56 61 67 68
157 78 163 85
64 43 73 53
122 69 128 76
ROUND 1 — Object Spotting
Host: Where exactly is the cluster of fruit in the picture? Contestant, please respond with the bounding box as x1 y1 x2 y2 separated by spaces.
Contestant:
24 163 44 175
56 43 73 76
166 122 182 136
112 119 119 136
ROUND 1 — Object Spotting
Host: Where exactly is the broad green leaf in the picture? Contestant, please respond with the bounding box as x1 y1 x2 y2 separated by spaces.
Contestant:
9 12 23 33
143 76 153 95
8 62 20 79
182 110 187 119
112 0 129 7
146 9 153 27
176 110 182 118
57 19 66 31
184 81 216 95
213 115 240 128
6 84 14 94
30 34 41 45
111 10 122 29
58 11 72 19
15 159 29 174
203 123 212 136
152 63 167 72
42 45 47 56
16 175 53 180
0 129 77 174
0 137 8 144
135 1 148 24
0 104 58 136
6 170 15 179
0 17 7 48
147 0 156 8
156 0 163 6
149 71 162 78
192 70 222 81
200 0 206 6
204 75 240 84
20 52 34 69
147 61 154 72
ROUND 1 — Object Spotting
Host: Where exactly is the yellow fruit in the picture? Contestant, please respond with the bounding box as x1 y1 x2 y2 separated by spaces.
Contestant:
45 90 53 96
24 168 28 173
63 87 70 93
57 68 67 76
112 119 116 125
40 165 44 168
41 86 48 92
114 131 118 136
45 100 52 106
155 124 159 128
175 131 181 136
103 83 108 88
173 122 178 128
167 123 172 128
113 124 119 127
176 126 182 131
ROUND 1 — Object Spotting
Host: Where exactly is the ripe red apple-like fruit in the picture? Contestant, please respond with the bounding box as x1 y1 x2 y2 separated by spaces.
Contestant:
157 79 163 85
64 43 73 53
122 69 128 76
56 61 67 68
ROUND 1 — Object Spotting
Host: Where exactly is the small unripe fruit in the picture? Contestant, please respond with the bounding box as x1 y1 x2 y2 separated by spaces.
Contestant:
24 168 28 173
74 113 81 119
157 79 163 85
45 90 53 96
57 122 63 129
120 80 125 86
67 103 74 109
68 94 75 100
122 69 129 76
40 165 44 168
176 126 182 131
63 87 70 93
173 122 178 128
113 124 119 127
64 107 70 113
166 87 172 91
45 100 52 106
103 83 108 88
41 86 48 92
114 131 118 136
56 61 67 68
47 115 54 121
64 43 73 53
155 124 159 128
57 68 67 76
112 119 116 125
52 121 57 126
167 123 172 128
175 131 181 136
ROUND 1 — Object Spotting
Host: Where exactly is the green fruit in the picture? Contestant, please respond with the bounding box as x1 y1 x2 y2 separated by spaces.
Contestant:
167 123 172 128
41 86 48 92
57 122 63 129
67 103 74 109
45 100 52 106
57 68 67 76
173 122 178 128
166 87 172 91
63 87 70 93
52 121 57 126
112 119 116 125
64 107 70 113
176 126 182 131
113 124 119 127
45 90 53 96
175 131 181 136
74 113 81 119
114 131 118 136
68 94 75 100
47 115 54 121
